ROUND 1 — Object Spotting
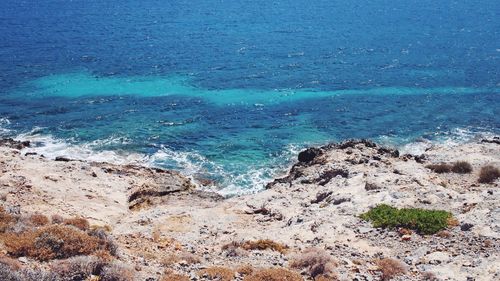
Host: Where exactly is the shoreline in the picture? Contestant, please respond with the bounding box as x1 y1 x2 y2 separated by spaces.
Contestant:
0 137 499 280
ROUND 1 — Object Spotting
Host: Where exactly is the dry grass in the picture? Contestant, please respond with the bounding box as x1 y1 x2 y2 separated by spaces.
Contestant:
244 268 302 281
0 207 15 233
451 161 473 174
99 262 135 281
51 214 64 224
478 165 500 184
64 217 90 230
29 214 50 226
3 224 104 261
236 264 254 276
162 252 201 266
426 163 451 173
161 270 190 281
290 247 337 278
198 266 235 281
223 239 288 254
375 258 407 280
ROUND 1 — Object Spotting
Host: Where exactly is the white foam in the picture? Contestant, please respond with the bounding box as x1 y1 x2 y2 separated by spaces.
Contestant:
0 117 12 136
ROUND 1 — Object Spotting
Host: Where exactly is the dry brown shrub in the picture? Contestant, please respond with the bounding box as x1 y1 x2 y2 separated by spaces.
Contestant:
426 163 452 173
4 225 103 261
233 239 288 254
161 270 190 281
100 262 135 281
236 264 254 275
451 161 473 174
436 230 451 238
290 247 336 278
64 217 90 231
478 165 500 184
0 207 15 232
51 214 64 224
421 271 438 281
51 255 106 280
315 274 339 281
375 258 407 280
198 266 235 281
162 252 201 267
29 214 50 226
244 268 303 281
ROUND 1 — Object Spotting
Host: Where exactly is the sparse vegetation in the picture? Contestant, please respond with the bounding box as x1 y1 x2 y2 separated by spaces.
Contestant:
198 266 235 281
360 204 454 235
244 268 303 281
64 217 90 231
426 163 452 173
29 214 50 226
0 207 14 233
3 225 108 261
375 258 407 280
223 239 288 254
478 165 500 184
290 247 337 279
451 161 473 174
161 270 190 281
162 251 201 266
236 264 254 276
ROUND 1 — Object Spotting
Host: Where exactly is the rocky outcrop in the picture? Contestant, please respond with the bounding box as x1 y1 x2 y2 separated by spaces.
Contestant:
0 138 30 149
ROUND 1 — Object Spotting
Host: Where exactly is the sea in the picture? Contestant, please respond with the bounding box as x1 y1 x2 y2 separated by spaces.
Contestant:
0 0 498 195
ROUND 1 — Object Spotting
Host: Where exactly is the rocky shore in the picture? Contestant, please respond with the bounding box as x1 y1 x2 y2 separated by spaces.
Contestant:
0 137 498 281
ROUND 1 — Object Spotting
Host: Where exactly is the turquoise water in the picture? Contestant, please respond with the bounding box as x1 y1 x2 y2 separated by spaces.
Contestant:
0 0 499 193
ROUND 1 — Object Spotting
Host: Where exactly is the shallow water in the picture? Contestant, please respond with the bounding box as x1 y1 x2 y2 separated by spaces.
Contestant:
0 0 498 193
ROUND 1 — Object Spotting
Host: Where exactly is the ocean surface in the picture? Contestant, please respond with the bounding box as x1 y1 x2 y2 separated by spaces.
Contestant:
0 0 499 194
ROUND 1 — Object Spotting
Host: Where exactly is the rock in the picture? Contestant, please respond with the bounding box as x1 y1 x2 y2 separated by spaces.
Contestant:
128 170 196 209
423 251 450 264
18 257 28 263
0 138 30 149
55 156 72 162
316 168 349 185
461 223 474 231
365 182 381 191
358 227 372 234
298 147 323 163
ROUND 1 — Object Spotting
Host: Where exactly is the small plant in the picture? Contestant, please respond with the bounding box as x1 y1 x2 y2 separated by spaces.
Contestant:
375 258 406 280
198 266 235 281
426 163 451 173
290 247 337 278
360 204 454 235
244 268 302 281
241 239 288 254
51 214 64 224
64 217 90 230
0 207 15 233
29 214 50 226
161 270 190 281
236 264 254 276
223 239 288 254
478 165 500 184
162 252 201 266
99 262 135 281
451 161 473 174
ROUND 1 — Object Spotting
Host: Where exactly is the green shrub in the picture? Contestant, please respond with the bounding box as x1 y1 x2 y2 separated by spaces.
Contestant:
360 204 453 235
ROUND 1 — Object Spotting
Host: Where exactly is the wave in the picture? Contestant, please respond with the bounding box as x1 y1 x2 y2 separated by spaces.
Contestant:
4 126 497 196
0 118 12 137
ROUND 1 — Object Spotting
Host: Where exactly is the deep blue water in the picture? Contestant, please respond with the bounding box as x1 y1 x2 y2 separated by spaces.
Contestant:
0 0 499 193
